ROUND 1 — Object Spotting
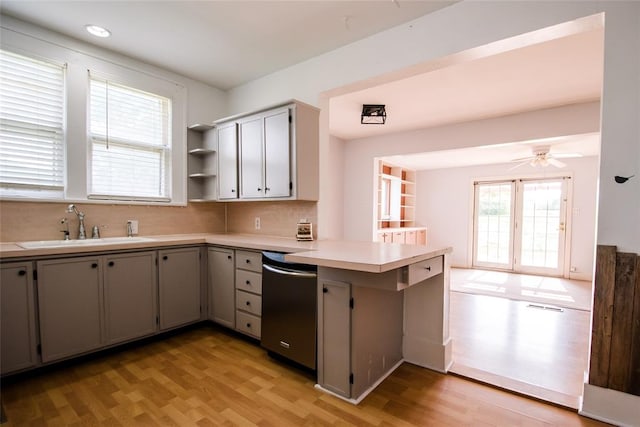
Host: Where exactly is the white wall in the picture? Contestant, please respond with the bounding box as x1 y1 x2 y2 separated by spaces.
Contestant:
342 102 600 242
326 134 346 239
416 156 599 281
0 15 228 130
226 1 640 256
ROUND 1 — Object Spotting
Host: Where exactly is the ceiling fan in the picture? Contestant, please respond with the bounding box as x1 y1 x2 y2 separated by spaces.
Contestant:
509 145 582 169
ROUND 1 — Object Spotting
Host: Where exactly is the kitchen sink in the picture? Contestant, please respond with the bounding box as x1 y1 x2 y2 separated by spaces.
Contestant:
17 236 155 249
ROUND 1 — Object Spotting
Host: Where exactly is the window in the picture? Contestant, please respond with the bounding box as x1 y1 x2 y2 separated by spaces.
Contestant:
0 42 186 205
89 75 171 201
0 49 65 197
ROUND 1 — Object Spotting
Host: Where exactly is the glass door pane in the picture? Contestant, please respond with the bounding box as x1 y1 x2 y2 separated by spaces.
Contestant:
473 182 514 269
515 179 566 276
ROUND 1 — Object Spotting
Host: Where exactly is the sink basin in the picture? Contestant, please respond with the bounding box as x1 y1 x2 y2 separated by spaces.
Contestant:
17 236 155 249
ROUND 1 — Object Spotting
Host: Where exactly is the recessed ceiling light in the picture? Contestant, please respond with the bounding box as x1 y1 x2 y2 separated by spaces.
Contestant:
85 24 111 38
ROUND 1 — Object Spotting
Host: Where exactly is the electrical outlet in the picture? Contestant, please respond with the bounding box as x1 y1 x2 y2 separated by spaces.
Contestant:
127 219 139 235
254 217 261 230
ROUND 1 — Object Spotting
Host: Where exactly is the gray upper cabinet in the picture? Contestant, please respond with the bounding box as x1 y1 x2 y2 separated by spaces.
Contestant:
158 247 201 330
207 247 235 328
239 115 266 198
37 257 103 363
217 122 239 200
104 251 157 345
239 107 291 199
1 262 37 374
264 108 291 197
214 100 319 201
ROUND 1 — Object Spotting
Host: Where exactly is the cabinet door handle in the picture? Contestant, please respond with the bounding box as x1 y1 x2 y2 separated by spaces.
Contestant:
246 323 251 328
323 287 328 293
265 187 270 192
91 263 98 269
227 255 232 260
245 280 251 285
245 301 251 306
18 270 26 276
163 255 168 260
257 188 262 192
245 259 250 264
425 266 431 271
231 189 236 193
108 261 115 267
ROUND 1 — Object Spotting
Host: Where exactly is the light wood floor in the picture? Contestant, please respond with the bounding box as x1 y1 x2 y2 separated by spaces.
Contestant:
0 325 607 426
449 271 592 409
450 269 593 312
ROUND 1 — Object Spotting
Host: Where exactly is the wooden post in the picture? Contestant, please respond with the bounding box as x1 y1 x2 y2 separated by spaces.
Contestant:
608 252 637 392
628 255 640 395
589 245 616 388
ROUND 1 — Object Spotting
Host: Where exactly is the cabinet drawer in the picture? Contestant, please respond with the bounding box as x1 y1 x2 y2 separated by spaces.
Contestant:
236 311 261 338
406 256 443 285
236 250 262 273
235 269 262 294
392 232 405 244
236 290 262 316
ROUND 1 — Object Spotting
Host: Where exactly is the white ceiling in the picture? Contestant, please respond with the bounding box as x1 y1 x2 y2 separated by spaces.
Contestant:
381 133 601 171
330 27 604 140
0 0 455 90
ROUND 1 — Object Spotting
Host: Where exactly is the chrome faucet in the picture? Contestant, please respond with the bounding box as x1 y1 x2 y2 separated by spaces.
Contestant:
66 204 86 239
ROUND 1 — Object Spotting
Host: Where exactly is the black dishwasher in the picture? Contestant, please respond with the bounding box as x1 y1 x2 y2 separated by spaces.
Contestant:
261 251 317 370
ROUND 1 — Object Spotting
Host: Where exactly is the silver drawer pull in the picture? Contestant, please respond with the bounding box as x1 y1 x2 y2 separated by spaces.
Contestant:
279 341 290 349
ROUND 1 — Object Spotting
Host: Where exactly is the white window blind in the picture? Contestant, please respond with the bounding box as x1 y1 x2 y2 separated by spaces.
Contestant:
89 75 171 200
0 50 65 191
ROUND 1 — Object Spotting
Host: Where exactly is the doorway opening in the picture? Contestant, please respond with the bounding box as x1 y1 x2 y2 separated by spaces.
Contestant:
323 13 603 410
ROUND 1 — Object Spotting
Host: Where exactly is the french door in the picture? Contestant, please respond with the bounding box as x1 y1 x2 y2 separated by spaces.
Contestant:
473 177 569 276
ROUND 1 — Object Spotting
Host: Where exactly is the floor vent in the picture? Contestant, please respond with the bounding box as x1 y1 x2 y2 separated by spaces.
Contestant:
526 303 564 312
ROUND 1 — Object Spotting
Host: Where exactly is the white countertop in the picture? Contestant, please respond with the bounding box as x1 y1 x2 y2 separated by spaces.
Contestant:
285 240 450 273
0 233 451 273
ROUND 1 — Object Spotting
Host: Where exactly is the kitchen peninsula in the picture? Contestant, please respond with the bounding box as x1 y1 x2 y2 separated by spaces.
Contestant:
0 234 452 404
287 240 452 403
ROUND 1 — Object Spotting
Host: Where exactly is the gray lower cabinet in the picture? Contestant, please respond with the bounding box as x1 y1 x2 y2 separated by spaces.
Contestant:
207 247 235 328
317 279 351 397
317 275 404 401
0 262 37 374
158 247 201 330
234 250 262 338
104 251 157 345
37 256 103 363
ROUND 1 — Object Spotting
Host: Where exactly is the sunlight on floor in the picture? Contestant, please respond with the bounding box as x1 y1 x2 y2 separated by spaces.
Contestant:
451 268 592 311
522 289 575 302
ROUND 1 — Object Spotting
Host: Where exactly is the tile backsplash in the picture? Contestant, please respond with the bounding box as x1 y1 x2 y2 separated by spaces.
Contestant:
0 200 318 242
0 201 226 242
226 201 317 239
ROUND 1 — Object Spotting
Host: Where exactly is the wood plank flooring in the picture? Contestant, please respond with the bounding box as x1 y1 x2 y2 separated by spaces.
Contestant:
0 324 608 426
449 292 591 408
